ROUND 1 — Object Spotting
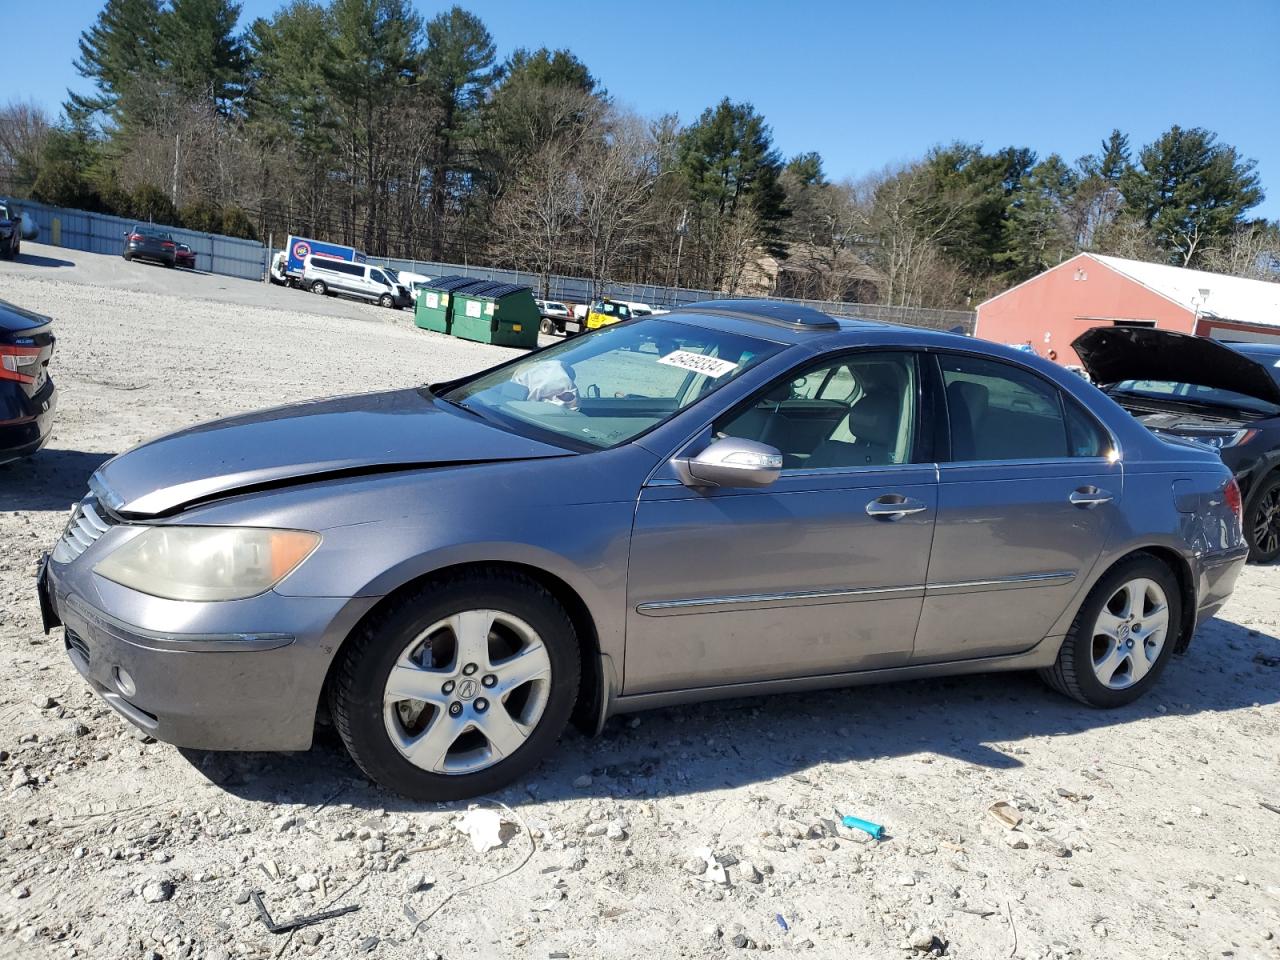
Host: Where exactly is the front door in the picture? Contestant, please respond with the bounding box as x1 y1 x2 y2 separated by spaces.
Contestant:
623 350 938 695
913 351 1123 662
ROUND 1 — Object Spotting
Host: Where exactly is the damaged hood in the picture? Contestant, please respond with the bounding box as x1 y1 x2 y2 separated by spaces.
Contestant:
94 388 572 516
1073 326 1280 407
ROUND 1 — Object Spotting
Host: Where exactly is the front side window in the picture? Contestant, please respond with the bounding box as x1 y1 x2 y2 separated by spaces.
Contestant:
719 352 919 470
370 269 387 285
940 354 1070 461
444 318 783 450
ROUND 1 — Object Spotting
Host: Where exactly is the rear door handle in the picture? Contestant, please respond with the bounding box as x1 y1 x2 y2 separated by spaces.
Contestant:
866 495 928 520
1069 487 1113 508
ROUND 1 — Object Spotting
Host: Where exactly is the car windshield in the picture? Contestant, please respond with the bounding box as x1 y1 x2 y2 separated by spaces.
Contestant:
384 268 399 281
0 205 10 219
443 318 784 450
1111 380 1280 416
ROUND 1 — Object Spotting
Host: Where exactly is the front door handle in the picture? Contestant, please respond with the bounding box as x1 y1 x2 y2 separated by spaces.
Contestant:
865 495 928 520
1069 487 1113 508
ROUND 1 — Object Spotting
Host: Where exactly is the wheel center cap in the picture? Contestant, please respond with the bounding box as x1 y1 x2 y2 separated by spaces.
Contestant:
456 677 479 701
1118 623 1130 639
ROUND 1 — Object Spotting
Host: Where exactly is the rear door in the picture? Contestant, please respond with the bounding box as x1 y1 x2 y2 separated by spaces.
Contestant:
914 352 1123 662
624 349 938 695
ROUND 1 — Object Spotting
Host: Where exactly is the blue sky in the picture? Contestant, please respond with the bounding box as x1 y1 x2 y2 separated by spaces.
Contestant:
4 0 1277 218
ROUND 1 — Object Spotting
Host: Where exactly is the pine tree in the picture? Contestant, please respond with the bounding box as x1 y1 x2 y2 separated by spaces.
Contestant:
420 6 499 258
676 98 788 286
159 0 248 113
67 0 164 124
1119 126 1264 266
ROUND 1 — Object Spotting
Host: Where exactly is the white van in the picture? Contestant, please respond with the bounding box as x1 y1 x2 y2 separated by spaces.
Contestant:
394 271 432 301
303 256 412 308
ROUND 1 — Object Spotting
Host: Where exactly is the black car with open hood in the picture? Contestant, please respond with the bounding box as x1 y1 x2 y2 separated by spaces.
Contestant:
1074 325 1280 562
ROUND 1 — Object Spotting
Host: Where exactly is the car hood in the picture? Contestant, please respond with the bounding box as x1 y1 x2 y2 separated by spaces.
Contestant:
1073 326 1280 407
94 388 572 517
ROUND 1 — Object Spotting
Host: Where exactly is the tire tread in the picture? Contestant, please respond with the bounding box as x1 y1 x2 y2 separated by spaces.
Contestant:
329 567 579 797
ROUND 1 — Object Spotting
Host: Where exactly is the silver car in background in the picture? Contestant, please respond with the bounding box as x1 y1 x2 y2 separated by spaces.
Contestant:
38 301 1249 799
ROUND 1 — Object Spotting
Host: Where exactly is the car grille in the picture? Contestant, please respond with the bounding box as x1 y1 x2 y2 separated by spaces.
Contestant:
65 629 90 667
52 498 117 563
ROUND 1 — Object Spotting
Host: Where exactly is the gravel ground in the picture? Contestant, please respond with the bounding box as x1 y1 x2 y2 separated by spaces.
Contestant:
1 244 1279 960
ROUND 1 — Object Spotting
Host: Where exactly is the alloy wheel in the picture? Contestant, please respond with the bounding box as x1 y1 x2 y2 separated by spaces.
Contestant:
383 609 552 775
1090 577 1169 690
1251 485 1280 558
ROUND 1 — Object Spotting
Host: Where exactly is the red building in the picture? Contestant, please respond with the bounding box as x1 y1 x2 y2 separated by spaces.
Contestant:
975 253 1280 367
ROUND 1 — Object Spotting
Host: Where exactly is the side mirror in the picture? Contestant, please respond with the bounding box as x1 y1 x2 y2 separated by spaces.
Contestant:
674 438 782 489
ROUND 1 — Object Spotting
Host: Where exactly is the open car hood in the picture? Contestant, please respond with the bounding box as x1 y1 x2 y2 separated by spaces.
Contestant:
94 388 572 517
1073 326 1280 407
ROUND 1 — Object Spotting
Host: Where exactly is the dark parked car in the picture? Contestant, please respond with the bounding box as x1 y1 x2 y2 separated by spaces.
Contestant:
0 199 22 259
175 243 196 269
1075 326 1280 563
41 302 1247 800
1 299 57 465
122 226 176 267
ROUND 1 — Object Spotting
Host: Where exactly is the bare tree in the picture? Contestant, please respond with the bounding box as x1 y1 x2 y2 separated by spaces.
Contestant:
1202 224 1280 281
577 111 660 298
862 164 974 308
0 100 52 193
489 137 582 295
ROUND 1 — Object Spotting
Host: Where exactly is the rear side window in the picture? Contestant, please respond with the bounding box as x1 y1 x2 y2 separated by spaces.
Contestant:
1064 399 1112 458
319 260 360 276
939 354 1070 461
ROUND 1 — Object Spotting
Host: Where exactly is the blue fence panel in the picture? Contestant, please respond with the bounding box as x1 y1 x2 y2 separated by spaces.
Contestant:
13 198 267 281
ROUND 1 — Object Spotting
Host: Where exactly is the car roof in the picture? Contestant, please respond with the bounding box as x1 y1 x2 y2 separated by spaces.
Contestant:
1230 341 1280 359
661 299 989 352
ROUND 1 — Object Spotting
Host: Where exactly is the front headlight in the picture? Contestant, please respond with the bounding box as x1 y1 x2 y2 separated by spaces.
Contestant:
94 527 321 601
1206 429 1259 449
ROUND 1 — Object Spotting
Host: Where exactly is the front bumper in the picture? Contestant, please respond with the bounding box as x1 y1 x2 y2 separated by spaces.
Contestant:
39 549 377 751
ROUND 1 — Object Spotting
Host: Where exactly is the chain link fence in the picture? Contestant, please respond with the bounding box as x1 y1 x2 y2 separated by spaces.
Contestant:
367 255 976 333
6 195 974 333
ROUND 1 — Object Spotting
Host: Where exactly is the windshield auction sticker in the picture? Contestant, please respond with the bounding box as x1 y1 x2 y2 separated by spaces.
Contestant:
658 350 739 378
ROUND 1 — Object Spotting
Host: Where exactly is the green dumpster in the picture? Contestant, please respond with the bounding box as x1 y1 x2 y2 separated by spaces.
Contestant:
451 281 541 348
414 275 488 334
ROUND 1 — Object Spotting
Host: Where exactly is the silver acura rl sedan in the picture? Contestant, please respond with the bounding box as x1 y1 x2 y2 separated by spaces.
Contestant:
39 301 1248 799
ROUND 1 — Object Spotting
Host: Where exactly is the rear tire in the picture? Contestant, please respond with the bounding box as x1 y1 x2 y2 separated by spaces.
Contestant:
329 568 581 800
310 280 327 295
1039 554 1182 707
1245 473 1280 563
539 317 555 335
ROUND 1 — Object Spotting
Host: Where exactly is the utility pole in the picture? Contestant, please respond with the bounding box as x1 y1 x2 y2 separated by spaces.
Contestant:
672 208 689 304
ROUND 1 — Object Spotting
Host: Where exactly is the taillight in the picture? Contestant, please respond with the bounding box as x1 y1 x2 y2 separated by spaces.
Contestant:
0 344 41 384
128 233 143 241
1224 477 1243 527
162 242 175 249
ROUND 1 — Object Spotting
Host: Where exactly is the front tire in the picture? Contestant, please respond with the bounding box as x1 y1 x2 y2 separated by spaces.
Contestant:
330 569 581 800
310 280 327 295
1039 554 1182 707
1245 473 1280 563
379 293 394 308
